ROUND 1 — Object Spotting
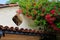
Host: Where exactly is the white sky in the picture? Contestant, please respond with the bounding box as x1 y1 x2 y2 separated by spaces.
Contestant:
0 0 9 4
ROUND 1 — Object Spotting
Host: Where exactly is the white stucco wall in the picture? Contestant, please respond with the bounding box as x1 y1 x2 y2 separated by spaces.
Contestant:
0 6 33 29
0 6 40 30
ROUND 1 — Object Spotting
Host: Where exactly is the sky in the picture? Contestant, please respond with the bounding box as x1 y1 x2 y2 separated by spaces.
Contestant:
0 0 9 4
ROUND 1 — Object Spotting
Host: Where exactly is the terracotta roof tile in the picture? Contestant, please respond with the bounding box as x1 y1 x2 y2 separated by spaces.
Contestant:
0 4 18 8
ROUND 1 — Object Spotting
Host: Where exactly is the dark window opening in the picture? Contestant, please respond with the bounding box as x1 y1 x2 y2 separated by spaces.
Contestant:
12 15 22 26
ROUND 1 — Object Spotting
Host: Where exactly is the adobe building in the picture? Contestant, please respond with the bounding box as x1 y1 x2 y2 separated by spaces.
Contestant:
0 4 37 29
0 4 41 40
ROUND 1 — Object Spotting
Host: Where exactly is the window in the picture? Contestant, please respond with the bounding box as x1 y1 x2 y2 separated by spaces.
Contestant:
12 15 22 26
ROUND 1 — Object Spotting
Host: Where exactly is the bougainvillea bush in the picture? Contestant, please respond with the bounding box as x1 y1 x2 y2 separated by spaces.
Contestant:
9 0 60 31
18 0 60 31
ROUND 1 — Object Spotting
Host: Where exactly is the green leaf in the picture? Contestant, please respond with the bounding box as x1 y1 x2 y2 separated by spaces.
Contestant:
34 20 40 26
56 23 60 28
9 0 19 4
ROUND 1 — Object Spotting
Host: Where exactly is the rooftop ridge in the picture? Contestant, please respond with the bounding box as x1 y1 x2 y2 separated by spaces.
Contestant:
0 4 18 8
0 25 46 36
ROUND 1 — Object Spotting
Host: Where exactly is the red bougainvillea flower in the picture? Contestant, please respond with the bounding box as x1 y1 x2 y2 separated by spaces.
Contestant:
53 26 60 31
50 24 58 30
46 17 55 24
45 14 51 19
16 9 23 14
45 14 56 24
50 17 56 21
45 14 60 31
45 14 53 24
50 23 60 31
54 27 60 31
51 23 56 27
50 9 55 14
47 17 56 23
